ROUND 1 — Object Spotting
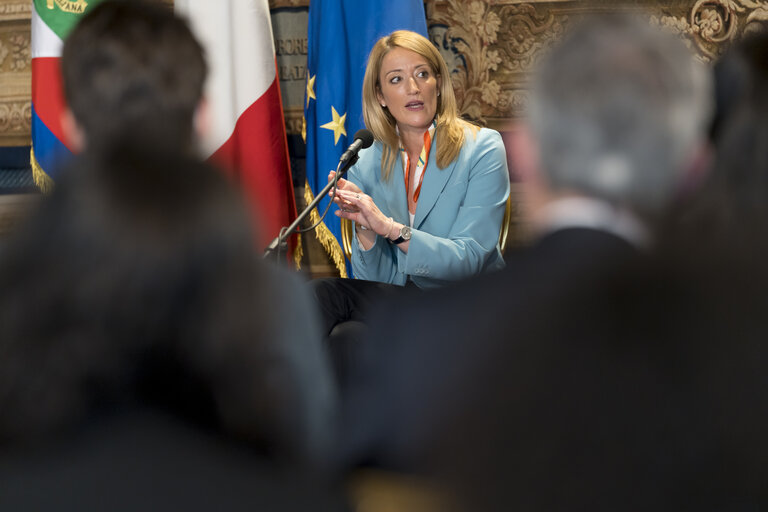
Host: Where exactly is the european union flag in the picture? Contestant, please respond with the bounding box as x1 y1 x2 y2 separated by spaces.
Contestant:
303 0 428 277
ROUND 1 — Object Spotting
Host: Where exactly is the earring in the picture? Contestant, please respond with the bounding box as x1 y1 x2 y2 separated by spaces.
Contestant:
381 103 386 108
437 91 440 96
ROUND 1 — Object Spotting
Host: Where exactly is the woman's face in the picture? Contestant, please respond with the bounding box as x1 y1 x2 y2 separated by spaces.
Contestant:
377 47 441 136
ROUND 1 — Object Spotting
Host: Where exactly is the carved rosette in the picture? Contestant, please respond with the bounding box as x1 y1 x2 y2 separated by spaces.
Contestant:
693 0 737 47
651 0 768 60
0 101 31 135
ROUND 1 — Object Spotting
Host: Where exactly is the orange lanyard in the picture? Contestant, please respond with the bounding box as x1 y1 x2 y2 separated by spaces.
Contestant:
402 124 434 207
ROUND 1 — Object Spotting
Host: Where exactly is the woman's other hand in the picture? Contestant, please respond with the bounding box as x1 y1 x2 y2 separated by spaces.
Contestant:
327 171 363 194
335 188 399 239
327 171 364 213
329 176 409 252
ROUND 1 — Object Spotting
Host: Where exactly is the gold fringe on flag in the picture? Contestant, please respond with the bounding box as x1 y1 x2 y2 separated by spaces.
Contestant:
30 147 55 194
292 233 303 271
304 178 347 278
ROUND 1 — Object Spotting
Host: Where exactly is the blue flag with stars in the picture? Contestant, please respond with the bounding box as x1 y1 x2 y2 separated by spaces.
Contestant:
303 0 428 277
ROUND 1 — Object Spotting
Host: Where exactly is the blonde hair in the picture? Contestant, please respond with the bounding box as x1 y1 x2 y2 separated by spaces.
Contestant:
362 30 475 180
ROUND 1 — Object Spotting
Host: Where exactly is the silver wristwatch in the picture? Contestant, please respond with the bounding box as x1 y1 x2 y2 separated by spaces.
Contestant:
391 225 412 244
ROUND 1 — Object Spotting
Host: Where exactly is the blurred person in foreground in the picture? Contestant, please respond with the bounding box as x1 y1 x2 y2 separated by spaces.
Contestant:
338 14 714 491
60 0 335 466
434 243 768 511
427 25 768 512
664 28 768 258
0 1 340 507
59 0 207 156
0 146 342 510
312 29 509 383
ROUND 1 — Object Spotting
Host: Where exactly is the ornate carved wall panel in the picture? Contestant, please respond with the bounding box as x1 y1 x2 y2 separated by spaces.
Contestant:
4 0 766 145
425 0 768 131
0 1 32 147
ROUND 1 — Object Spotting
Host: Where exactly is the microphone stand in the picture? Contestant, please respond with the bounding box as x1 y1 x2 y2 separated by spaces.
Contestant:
263 153 359 261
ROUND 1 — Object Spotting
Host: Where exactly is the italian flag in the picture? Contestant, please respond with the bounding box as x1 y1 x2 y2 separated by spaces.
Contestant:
30 0 104 191
31 0 298 260
176 0 299 261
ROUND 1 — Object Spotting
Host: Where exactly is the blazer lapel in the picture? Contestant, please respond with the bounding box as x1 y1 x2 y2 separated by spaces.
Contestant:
413 156 456 228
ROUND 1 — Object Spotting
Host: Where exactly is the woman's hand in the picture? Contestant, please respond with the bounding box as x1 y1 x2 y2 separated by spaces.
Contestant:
327 174 408 251
327 171 364 215
333 189 393 235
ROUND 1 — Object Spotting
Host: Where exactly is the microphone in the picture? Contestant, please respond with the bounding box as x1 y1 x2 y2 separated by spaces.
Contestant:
339 129 374 165
263 129 373 260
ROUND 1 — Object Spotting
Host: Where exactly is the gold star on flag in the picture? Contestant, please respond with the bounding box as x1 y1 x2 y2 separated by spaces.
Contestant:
306 74 316 108
321 106 347 145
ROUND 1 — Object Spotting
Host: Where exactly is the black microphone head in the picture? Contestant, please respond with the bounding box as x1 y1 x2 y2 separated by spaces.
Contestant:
354 129 374 149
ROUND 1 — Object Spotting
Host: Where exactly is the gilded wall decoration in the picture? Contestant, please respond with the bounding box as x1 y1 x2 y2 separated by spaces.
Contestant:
426 0 768 130
496 4 565 73
427 0 570 128
1 32 30 71
0 101 31 136
652 0 768 60
0 2 32 146
0 2 31 18
428 0 504 122
2 0 767 145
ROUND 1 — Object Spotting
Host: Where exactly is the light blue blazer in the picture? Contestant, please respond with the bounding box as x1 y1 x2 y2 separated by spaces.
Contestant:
348 126 510 289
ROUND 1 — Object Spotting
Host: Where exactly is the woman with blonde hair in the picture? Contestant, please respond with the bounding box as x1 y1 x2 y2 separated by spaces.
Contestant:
314 30 509 375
